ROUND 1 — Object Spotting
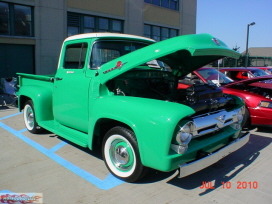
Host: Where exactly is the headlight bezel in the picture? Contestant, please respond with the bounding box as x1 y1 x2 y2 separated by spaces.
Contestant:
171 121 195 154
259 101 272 108
176 121 194 145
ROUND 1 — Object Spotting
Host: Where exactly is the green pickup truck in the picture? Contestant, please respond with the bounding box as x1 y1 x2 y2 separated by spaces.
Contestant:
17 33 250 182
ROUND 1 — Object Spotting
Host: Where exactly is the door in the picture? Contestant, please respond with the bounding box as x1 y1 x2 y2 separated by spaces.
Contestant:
0 44 34 78
53 42 90 133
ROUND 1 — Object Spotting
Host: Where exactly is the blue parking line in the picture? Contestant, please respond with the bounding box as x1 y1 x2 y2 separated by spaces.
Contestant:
0 117 124 190
19 128 27 133
0 190 12 193
49 141 67 153
0 112 22 120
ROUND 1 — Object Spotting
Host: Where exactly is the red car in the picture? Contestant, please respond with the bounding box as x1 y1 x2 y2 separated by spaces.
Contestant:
219 67 270 81
194 67 272 127
254 67 272 75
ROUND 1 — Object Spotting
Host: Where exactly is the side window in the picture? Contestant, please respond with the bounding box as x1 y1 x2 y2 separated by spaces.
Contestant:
64 43 87 69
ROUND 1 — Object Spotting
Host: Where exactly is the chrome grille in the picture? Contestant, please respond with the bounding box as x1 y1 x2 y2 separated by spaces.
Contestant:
191 109 241 137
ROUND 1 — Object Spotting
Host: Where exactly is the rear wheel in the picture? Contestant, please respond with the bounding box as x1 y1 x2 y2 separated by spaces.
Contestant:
242 108 250 128
102 126 147 182
23 100 43 133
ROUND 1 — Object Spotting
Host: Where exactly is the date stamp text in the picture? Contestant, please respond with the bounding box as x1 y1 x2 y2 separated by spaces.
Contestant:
200 181 258 189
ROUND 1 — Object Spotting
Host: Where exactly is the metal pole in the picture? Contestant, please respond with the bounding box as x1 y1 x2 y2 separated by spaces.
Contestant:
245 22 255 67
245 24 250 67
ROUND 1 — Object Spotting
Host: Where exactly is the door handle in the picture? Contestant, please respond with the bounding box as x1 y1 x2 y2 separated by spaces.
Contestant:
55 77 63 81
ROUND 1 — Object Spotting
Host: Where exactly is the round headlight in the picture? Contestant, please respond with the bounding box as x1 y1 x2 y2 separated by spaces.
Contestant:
178 133 192 144
181 125 191 133
176 122 194 145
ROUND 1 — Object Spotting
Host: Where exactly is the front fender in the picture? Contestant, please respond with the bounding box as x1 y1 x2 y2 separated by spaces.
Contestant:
89 96 195 170
18 85 53 122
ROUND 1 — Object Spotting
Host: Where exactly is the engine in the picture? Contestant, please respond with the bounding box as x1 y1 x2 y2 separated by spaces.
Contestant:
107 70 235 114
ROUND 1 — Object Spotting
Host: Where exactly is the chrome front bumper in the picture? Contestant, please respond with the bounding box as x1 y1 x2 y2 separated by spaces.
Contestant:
179 132 250 178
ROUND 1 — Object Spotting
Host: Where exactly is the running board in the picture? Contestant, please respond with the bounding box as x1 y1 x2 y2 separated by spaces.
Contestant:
39 120 88 147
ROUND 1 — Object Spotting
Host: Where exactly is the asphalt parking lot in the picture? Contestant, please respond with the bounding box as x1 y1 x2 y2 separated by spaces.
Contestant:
1 106 272 204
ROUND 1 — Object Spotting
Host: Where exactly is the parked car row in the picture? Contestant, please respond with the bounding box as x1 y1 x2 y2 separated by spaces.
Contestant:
220 67 270 81
191 67 272 128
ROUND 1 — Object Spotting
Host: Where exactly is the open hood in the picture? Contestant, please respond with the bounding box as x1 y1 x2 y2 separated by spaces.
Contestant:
98 33 240 84
224 75 272 88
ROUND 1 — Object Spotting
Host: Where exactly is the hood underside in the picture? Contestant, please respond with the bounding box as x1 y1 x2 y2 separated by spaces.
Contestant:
98 33 240 84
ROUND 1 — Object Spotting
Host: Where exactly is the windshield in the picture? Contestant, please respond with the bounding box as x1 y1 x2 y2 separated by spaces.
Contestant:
196 68 233 85
90 40 149 69
267 69 272 74
251 69 269 77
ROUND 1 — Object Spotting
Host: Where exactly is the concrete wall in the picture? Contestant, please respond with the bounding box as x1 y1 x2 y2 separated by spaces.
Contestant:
34 0 67 75
125 0 144 36
67 0 126 17
180 0 197 35
143 4 180 28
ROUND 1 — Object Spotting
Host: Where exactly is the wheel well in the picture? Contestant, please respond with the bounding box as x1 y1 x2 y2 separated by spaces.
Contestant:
92 118 133 148
18 95 31 110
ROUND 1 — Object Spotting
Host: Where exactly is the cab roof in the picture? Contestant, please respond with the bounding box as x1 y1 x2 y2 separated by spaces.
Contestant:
64 33 155 43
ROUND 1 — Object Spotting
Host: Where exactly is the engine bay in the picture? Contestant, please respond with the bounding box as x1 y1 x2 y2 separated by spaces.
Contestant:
107 69 235 114
231 83 272 100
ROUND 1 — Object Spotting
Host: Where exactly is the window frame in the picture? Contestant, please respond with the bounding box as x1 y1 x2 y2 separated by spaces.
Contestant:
144 24 179 41
144 0 179 11
67 12 124 37
0 2 34 37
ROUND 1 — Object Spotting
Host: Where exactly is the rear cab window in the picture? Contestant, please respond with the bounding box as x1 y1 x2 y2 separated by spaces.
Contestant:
64 43 88 69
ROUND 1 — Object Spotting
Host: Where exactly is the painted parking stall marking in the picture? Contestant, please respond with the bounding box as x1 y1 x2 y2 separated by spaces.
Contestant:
0 113 124 190
49 141 67 153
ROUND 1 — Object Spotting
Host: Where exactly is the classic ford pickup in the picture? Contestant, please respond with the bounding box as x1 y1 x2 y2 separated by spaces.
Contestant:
17 33 250 182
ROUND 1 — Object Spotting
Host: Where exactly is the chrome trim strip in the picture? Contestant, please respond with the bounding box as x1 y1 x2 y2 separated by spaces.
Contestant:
178 132 250 178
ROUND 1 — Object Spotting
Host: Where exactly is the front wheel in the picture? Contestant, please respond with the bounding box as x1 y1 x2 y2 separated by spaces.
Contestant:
102 126 147 182
23 100 43 133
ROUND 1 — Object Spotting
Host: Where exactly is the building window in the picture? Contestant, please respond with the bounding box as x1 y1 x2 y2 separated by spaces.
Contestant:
98 18 109 32
152 26 160 41
84 16 94 33
67 12 123 36
144 24 178 41
0 2 33 36
144 25 151 38
112 20 122 33
144 0 179 11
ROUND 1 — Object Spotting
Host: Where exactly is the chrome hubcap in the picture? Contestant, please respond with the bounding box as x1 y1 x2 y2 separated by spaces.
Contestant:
110 139 134 171
26 107 34 128
115 146 129 165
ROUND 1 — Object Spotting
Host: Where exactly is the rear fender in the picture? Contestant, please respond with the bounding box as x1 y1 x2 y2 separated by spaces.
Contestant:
18 85 53 122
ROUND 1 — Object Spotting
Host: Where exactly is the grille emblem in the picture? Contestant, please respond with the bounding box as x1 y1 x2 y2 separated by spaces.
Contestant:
216 115 226 123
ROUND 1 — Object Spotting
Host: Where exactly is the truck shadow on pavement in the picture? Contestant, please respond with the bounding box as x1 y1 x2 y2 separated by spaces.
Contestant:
53 135 103 160
52 133 271 187
54 135 180 182
166 134 271 194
